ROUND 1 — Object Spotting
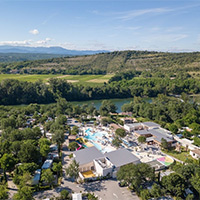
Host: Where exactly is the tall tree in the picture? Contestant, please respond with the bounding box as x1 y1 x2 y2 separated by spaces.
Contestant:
99 100 117 116
52 162 62 178
0 153 15 181
161 173 186 197
41 169 54 187
65 160 79 181
52 130 65 155
13 186 34 200
0 184 8 200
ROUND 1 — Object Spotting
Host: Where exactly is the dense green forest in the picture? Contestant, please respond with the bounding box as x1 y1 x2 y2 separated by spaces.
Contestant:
1 50 200 75
0 72 199 105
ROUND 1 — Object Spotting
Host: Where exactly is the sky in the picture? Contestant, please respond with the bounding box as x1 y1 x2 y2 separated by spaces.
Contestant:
0 0 200 52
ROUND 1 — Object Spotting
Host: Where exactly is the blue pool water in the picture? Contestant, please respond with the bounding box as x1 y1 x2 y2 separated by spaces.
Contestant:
84 128 113 152
84 128 108 142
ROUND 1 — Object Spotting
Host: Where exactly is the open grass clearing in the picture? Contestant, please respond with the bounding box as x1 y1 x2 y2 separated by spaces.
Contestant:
0 74 113 85
163 150 194 162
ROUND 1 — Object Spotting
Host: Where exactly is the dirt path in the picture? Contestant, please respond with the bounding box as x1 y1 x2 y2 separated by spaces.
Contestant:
7 173 18 199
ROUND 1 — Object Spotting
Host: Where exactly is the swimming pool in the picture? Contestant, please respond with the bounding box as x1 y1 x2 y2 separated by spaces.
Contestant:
84 128 113 153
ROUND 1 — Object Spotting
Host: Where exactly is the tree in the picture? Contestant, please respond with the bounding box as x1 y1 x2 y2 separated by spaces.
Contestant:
115 128 126 138
161 138 169 150
20 172 32 187
161 173 186 197
52 162 62 177
10 141 21 156
87 193 98 200
99 100 117 116
65 160 79 181
17 163 39 175
193 137 200 147
38 139 51 158
13 186 34 200
71 126 79 135
117 163 154 191
18 141 40 163
1 117 16 129
185 194 194 200
0 184 8 200
0 153 15 181
190 173 200 195
52 130 65 154
68 142 79 151
112 136 122 148
41 169 54 187
140 189 151 200
168 124 178 134
138 136 146 143
151 183 162 198
177 164 195 182
59 189 71 200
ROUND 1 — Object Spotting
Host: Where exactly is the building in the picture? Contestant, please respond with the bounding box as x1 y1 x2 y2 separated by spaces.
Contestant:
119 112 133 116
73 146 104 173
42 159 53 169
104 149 141 177
124 123 144 132
120 117 134 124
110 123 122 131
72 193 82 200
174 137 198 151
74 147 140 179
142 122 160 129
32 169 41 185
73 147 140 180
124 122 161 132
134 128 176 147
190 149 200 159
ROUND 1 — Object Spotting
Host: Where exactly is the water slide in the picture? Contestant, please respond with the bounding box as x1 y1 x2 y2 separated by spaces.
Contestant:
76 143 82 151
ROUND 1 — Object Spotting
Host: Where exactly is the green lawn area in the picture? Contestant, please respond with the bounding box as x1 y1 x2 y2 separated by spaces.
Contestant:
0 74 114 86
163 150 194 162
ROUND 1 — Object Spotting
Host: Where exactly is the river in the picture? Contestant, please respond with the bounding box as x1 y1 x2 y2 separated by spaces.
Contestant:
70 97 152 113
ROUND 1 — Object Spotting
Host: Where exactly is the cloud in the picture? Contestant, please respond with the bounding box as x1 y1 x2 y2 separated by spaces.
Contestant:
115 8 174 21
143 34 188 44
0 40 31 46
0 38 52 47
36 38 51 45
29 29 39 35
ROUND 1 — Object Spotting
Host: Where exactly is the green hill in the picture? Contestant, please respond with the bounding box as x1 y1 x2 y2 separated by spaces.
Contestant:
0 50 200 75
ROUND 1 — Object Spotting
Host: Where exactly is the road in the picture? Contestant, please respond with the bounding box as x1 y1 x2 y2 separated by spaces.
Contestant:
34 139 139 200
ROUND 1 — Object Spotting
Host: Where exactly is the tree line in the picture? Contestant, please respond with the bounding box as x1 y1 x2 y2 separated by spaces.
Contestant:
0 75 200 105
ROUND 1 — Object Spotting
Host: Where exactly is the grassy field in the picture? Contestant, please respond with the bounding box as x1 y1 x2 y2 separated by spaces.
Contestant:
0 74 114 86
163 150 194 162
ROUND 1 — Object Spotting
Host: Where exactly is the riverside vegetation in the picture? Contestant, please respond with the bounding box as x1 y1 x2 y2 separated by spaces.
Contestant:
1 50 200 199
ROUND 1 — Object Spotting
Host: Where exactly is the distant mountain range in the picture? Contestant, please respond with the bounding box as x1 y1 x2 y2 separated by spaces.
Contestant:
0 45 108 55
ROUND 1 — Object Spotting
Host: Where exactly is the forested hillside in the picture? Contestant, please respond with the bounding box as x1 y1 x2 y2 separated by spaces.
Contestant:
0 53 66 63
1 50 200 75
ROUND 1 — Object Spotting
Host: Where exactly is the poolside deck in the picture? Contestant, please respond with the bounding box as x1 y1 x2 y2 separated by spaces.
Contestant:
81 170 96 178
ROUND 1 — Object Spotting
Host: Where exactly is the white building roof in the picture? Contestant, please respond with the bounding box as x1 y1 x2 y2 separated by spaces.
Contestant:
105 148 140 168
42 159 53 169
74 146 104 165
72 193 82 200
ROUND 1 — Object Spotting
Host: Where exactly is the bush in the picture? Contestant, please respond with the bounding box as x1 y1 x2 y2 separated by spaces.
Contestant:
115 128 126 137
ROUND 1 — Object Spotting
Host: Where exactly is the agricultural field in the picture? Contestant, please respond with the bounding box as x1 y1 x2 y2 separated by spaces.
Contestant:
0 74 114 86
